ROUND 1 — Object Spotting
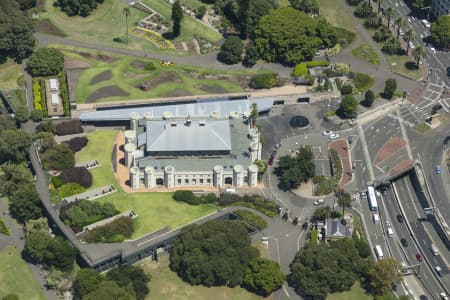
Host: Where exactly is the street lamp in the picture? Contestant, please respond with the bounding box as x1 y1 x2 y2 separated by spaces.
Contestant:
421 6 431 21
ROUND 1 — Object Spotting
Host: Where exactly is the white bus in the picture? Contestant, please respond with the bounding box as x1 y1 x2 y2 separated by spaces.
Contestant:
375 245 384 259
368 186 378 211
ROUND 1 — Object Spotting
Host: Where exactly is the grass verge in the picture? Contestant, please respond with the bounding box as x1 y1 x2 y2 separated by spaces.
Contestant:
334 27 357 49
326 281 372 300
386 55 422 80
0 246 46 300
319 0 356 32
352 44 380 65
0 60 23 90
414 122 432 133
142 255 264 300
0 218 10 235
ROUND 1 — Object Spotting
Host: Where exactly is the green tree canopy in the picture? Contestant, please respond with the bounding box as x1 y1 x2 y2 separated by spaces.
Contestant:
275 146 315 190
217 36 244 65
361 89 375 107
83 281 135 300
74 269 104 298
9 182 42 222
253 7 336 65
0 163 32 196
30 109 44 122
55 0 104 17
242 43 259 67
383 78 397 99
42 143 75 171
338 95 359 119
0 129 32 164
170 220 259 287
2 294 19 300
242 258 285 296
367 258 402 296
171 1 183 37
0 116 16 131
106 265 151 300
27 47 64 77
14 105 29 124
336 191 352 215
431 16 450 50
289 0 319 15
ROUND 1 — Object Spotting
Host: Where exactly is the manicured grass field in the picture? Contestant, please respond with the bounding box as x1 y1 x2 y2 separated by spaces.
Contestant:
327 281 372 300
387 55 422 80
319 0 357 32
143 255 264 300
40 0 220 52
53 45 247 103
0 246 45 300
76 130 217 239
0 60 23 90
352 44 380 65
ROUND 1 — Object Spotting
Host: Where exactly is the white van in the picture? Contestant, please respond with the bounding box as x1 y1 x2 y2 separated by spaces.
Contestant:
373 213 380 223
431 244 440 256
224 188 236 194
387 227 394 237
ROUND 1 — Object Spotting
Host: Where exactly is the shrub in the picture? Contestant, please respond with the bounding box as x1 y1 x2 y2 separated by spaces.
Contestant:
64 136 88 152
330 149 342 180
310 228 318 244
30 109 44 121
234 210 267 230
84 216 134 243
217 36 244 65
37 121 55 133
32 79 42 111
340 84 353 95
55 119 83 136
51 176 64 188
383 78 397 99
361 89 375 107
27 48 64 77
61 200 119 227
195 5 207 19
219 194 278 217
59 167 92 188
292 63 308 77
59 72 70 117
352 72 374 91
42 143 75 171
306 60 330 67
58 183 85 198
144 62 156 70
173 190 217 205
249 73 278 89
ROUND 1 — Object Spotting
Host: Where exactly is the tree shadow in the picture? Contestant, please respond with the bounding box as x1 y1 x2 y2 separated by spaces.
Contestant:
162 32 176 40
405 61 418 70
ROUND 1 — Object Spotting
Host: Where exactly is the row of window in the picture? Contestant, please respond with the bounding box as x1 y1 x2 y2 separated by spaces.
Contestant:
176 178 212 185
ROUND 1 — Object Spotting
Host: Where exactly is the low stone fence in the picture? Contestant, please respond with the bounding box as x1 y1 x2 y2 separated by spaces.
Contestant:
75 160 101 170
63 185 116 204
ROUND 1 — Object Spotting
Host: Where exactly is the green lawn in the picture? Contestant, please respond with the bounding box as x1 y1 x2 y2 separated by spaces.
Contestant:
0 60 23 90
39 0 220 53
352 44 380 65
327 281 372 300
0 246 46 300
387 55 422 80
50 45 248 103
414 122 432 133
76 130 217 239
143 255 264 300
319 0 356 32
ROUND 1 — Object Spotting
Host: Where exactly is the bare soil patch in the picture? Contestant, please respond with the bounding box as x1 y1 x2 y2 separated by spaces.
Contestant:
64 57 90 70
231 75 251 89
90 70 112 85
329 139 352 187
161 89 193 98
66 50 118 64
86 85 129 103
35 19 66 37
196 84 229 94
124 71 149 79
131 61 146 70
374 137 406 165
66 69 84 103
138 71 182 91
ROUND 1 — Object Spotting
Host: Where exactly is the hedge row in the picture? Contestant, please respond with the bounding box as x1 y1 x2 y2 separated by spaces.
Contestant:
249 73 278 89
63 136 88 153
173 190 217 205
59 72 70 117
55 119 83 136
219 194 278 217
59 167 92 188
32 78 48 117
84 216 134 243
58 183 85 198
306 60 330 67
60 200 119 228
329 149 342 181
234 210 267 230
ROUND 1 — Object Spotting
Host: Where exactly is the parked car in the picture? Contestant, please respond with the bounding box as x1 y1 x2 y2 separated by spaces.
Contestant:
440 292 449 300
329 133 340 139
401 238 408 247
416 253 423 262
422 19 431 28
274 143 281 149
360 191 367 199
313 199 325 206
397 214 404 223
408 41 415 49
322 130 333 136
436 165 441 174
428 43 436 53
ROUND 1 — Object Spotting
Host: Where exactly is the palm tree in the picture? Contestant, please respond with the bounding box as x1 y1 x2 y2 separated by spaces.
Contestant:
405 29 416 53
384 7 394 29
337 191 352 217
394 17 403 42
377 0 384 14
123 7 131 45
412 46 426 67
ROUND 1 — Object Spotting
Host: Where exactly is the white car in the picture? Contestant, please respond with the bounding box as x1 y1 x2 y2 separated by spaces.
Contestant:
322 130 333 136
429 43 436 53
422 19 431 28
408 41 415 49
329 133 340 139
440 292 449 300
399 28 404 36
313 199 325 206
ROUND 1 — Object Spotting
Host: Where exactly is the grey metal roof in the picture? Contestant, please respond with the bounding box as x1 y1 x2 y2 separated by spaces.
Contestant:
146 120 231 152
79 98 274 121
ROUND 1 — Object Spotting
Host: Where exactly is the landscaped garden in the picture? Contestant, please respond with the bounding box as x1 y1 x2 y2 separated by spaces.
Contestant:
53 45 259 103
0 246 46 300
352 44 380 65
386 55 422 80
76 130 218 239
37 0 221 53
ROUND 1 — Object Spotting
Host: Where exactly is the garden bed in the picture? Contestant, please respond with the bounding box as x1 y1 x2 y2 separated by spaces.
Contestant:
138 71 182 91
161 88 193 97
90 70 112 84
196 84 229 94
86 85 130 103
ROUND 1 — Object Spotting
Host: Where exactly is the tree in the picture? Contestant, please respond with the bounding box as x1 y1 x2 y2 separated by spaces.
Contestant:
356 239 371 258
42 143 75 170
217 36 244 65
253 7 336 65
171 1 183 37
24 231 53 263
430 16 450 50
123 7 130 45
242 43 259 67
170 220 259 287
362 89 375 107
0 129 32 164
384 7 395 29
404 29 416 53
84 281 135 300
0 0 35 63
383 78 397 99
394 17 404 41
37 120 56 133
377 0 384 14
354 1 373 18
0 163 32 196
0 115 16 131
55 0 104 17
250 103 258 128
242 258 285 296
289 0 319 15
106 265 151 300
412 45 426 67
14 105 29 123
74 269 104 298
195 6 207 19
25 217 49 236
275 146 315 190
412 0 430 9
336 191 351 216
30 109 44 121
367 258 402 296
338 95 359 118
9 183 42 222
27 48 64 77
2 294 19 300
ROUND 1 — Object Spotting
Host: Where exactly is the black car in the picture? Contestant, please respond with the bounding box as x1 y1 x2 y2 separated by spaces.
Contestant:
401 238 408 247
397 214 404 223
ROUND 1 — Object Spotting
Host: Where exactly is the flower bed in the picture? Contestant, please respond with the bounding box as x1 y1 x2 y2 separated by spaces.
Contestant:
130 27 174 49
32 78 48 117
